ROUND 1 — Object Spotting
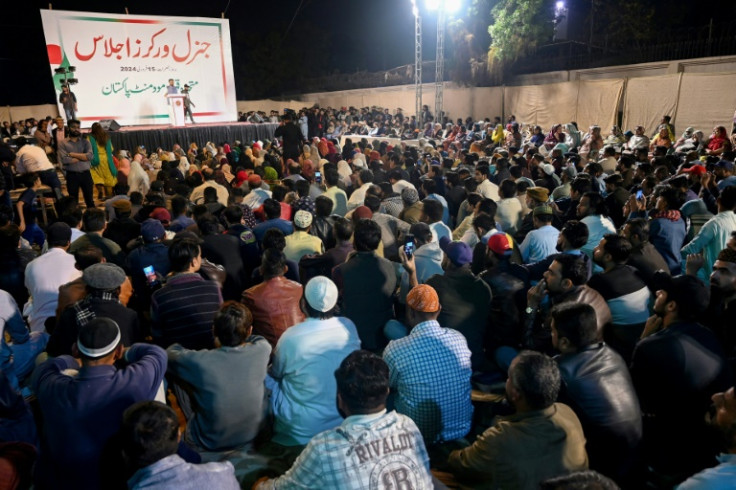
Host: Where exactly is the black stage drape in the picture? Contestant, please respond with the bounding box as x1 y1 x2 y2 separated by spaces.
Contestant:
108 123 279 152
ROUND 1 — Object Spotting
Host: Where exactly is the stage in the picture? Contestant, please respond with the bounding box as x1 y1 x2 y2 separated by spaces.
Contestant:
107 122 279 153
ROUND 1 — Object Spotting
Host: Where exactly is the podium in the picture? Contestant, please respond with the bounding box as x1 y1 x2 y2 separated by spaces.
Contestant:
166 94 187 127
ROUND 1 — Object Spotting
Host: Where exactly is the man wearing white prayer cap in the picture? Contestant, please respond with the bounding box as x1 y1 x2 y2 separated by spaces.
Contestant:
265 276 362 447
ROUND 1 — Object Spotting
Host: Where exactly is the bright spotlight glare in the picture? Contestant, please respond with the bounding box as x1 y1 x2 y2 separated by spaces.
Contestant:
445 0 462 13
556 1 565 10
426 0 440 11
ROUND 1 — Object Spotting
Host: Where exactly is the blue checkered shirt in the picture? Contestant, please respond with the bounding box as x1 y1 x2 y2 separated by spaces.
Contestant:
383 320 473 444
256 410 433 490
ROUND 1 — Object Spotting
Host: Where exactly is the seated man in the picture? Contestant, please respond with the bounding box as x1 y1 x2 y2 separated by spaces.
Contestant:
122 401 240 490
283 210 324 263
677 386 736 488
333 219 397 352
551 303 642 482
519 205 560 264
0 290 48 391
242 249 305 348
384 284 473 447
447 351 588 488
398 223 443 303
151 235 222 350
167 302 271 451
525 254 612 355
631 272 731 481
426 238 493 371
33 318 167 490
255 350 433 489
23 222 81 333
267 276 361 447
588 234 651 361
253 199 293 244
125 219 170 312
621 217 669 288
47 263 141 357
68 207 125 267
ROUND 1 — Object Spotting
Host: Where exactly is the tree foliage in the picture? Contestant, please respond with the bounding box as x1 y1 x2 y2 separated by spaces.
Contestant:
488 0 555 62
593 0 655 49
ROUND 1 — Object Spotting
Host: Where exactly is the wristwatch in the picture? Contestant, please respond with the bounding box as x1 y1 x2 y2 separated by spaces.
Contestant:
525 306 536 315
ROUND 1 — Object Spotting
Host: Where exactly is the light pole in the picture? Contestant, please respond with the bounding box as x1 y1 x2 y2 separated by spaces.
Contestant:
426 0 461 124
411 0 423 127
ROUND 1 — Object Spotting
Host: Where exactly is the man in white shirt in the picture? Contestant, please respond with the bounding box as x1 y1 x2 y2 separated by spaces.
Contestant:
475 163 500 201
389 169 416 195
24 223 81 332
266 276 361 446
347 169 375 211
625 126 650 151
242 174 272 210
496 179 524 235
190 168 229 206
14 141 64 201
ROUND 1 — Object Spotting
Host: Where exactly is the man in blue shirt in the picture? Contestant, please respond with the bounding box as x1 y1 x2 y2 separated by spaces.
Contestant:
383 283 473 447
253 198 294 244
519 205 560 264
32 318 167 490
123 401 239 490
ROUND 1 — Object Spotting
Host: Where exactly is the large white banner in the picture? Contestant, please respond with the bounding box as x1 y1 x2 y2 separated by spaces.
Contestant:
40 9 237 128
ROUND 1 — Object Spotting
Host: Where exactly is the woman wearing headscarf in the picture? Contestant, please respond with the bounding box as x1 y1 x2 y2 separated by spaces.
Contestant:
128 158 150 196
579 125 604 162
649 127 673 151
423 122 434 138
544 124 565 151
299 144 312 166
342 138 354 160
705 126 731 156
505 122 522 148
88 122 118 201
220 163 235 184
673 127 695 150
337 160 353 187
675 129 703 154
491 123 505 146
234 170 248 188
318 138 329 158
310 138 321 162
564 122 582 149
603 125 625 148
176 156 190 181
527 125 544 147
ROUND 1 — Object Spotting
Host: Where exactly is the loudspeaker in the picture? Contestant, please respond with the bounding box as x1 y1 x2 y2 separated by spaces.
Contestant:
99 119 121 131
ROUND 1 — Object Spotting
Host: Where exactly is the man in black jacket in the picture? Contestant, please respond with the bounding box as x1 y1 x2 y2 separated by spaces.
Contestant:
630 272 731 482
274 113 304 162
552 303 642 483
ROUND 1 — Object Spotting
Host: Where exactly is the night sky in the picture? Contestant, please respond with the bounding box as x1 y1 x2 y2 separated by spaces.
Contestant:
1 0 734 106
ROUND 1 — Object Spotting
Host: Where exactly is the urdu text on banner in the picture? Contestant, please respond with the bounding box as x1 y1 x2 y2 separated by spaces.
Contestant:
40 9 238 127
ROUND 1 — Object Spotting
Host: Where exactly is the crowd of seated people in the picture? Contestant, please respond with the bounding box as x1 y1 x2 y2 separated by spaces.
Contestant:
2 107 736 489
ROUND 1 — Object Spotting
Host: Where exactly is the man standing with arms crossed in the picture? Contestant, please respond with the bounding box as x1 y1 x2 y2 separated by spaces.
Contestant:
58 119 94 208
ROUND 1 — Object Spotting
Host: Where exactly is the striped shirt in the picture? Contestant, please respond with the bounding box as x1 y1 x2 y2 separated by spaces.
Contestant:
151 273 222 350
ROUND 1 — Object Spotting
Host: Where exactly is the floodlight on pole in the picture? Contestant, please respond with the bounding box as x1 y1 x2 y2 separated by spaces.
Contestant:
427 0 461 124
553 0 569 41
